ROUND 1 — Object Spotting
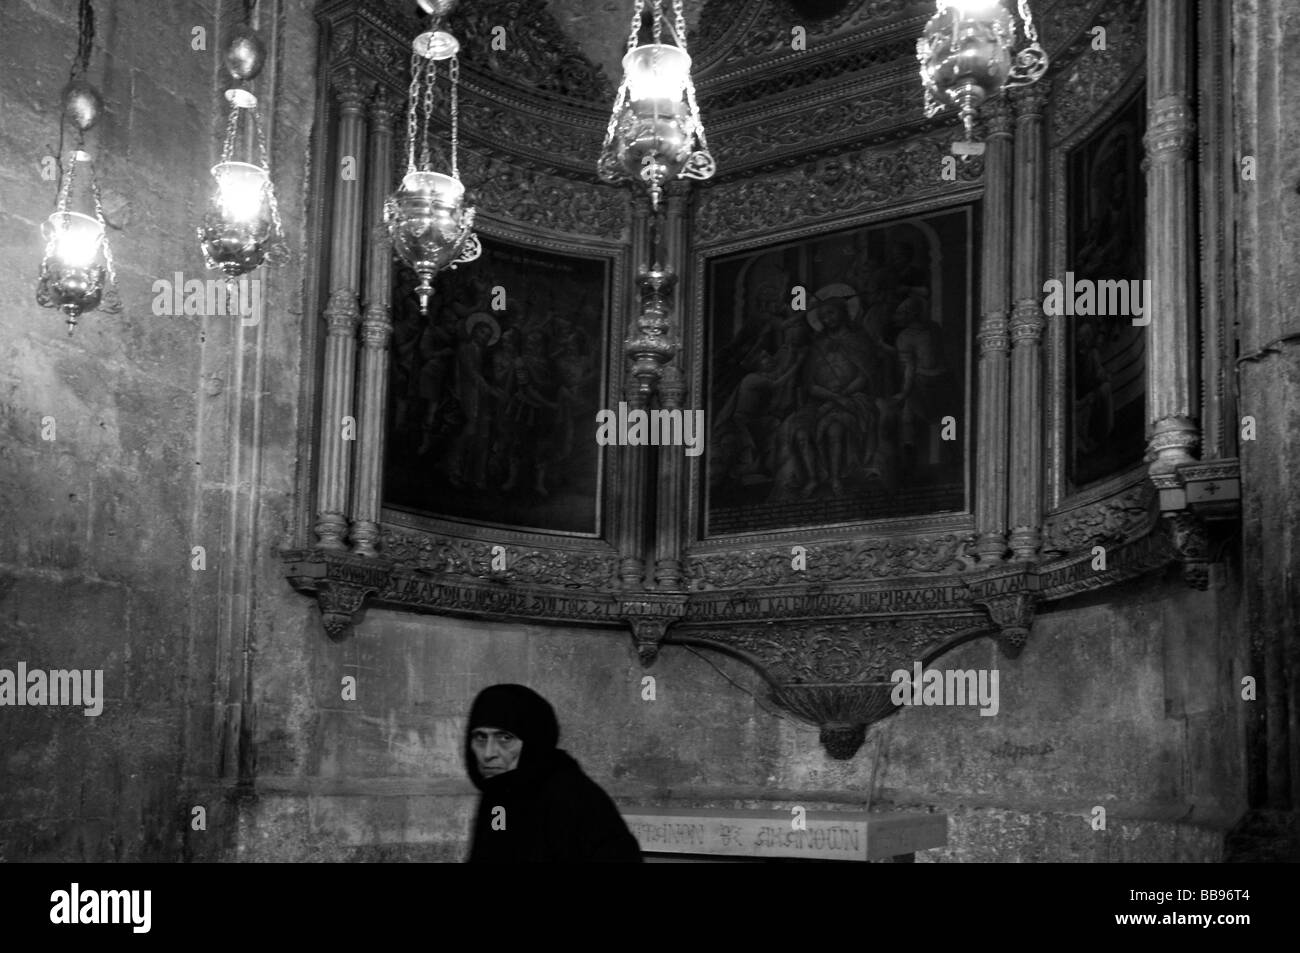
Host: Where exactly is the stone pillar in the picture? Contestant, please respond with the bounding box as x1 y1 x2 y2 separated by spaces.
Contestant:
1233 0 1299 813
313 68 369 550
618 201 651 588
975 95 1014 562
1144 0 1200 475
350 87 396 557
1007 84 1047 563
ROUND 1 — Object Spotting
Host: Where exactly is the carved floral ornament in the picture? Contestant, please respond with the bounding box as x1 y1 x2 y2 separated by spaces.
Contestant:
286 0 1240 758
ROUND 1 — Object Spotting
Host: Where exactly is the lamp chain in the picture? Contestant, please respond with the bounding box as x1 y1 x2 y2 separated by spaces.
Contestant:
652 0 663 45
686 80 707 150
255 109 284 248
625 1 641 52
56 138 79 214
1018 0 1039 42
420 56 436 169
88 160 117 289
673 0 687 53
72 0 94 80
449 55 460 179
406 49 420 174
601 84 627 153
220 102 241 164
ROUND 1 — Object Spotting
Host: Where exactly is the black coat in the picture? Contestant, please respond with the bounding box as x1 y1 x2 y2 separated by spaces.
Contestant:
468 748 643 863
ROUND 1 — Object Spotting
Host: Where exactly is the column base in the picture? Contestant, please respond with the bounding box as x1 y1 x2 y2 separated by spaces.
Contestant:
313 513 350 550
350 520 380 557
1148 415 1200 476
975 532 1007 563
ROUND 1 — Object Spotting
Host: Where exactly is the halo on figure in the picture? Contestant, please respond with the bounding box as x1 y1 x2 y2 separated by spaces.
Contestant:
465 311 501 346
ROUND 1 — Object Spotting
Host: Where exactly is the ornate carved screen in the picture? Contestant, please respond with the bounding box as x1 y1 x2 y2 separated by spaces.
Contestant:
286 0 1240 759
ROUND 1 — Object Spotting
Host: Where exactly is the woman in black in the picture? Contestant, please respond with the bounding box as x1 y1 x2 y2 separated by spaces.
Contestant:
464 684 643 863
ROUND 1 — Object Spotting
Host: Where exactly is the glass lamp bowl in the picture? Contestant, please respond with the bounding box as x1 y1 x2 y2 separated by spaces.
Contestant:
919 2 1014 134
199 162 273 278
212 161 270 224
37 211 107 328
604 98 699 207
43 210 104 268
385 171 480 313
599 43 714 205
623 44 692 104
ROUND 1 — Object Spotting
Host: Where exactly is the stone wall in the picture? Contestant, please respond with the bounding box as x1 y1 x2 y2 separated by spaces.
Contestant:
0 0 320 861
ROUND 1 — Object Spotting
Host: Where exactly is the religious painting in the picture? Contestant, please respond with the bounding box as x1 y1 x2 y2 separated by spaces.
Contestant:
703 205 975 537
384 236 609 535
1066 85 1147 489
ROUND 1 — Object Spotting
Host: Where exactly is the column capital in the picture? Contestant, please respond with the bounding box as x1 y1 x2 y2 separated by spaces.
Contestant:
1144 97 1197 159
332 67 370 113
324 288 361 333
368 85 399 126
1009 83 1048 120
659 364 686 408
984 95 1015 138
665 178 693 200
360 305 393 341
1009 299 1045 343
977 310 1010 353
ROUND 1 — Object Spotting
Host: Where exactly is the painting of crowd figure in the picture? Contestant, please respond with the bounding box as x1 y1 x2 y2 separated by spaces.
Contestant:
385 239 608 534
706 209 972 535
1067 87 1147 489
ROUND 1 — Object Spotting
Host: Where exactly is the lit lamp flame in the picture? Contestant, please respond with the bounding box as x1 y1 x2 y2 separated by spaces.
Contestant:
212 161 270 223
624 43 690 104
46 210 104 269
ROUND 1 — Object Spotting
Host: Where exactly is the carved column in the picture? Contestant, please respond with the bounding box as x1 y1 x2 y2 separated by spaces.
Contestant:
975 95 1014 562
653 183 690 590
1007 85 1047 563
1144 0 1200 475
314 69 370 550
350 87 397 557
618 202 652 588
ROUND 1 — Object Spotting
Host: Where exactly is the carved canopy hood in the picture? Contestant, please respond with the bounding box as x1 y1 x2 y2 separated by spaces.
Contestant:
285 0 1240 758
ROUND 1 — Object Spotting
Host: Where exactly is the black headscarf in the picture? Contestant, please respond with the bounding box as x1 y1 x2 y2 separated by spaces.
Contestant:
464 683 559 794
